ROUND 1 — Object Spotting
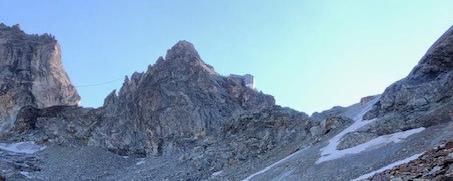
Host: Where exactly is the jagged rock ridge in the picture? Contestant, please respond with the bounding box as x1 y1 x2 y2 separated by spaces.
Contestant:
90 40 276 155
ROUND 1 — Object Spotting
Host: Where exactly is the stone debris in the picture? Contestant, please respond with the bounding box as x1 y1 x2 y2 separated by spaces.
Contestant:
367 141 453 181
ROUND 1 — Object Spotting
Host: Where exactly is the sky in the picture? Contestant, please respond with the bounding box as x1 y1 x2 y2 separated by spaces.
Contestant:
0 1 452 114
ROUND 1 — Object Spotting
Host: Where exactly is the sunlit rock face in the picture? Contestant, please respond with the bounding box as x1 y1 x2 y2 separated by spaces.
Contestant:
0 24 80 132
91 40 276 155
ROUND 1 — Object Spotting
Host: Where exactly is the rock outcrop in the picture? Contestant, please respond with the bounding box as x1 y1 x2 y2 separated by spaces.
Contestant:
336 26 453 150
368 141 453 181
91 40 276 155
364 25 453 129
0 24 80 132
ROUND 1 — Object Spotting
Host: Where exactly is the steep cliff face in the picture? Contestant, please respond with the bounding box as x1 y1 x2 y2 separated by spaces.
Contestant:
364 26 453 123
327 26 453 151
0 24 80 132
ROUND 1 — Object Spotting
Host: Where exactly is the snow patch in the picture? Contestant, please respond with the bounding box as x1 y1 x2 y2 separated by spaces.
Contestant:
317 97 379 164
0 141 46 154
274 169 295 181
136 160 145 165
212 171 223 177
317 96 425 164
20 171 32 179
242 147 310 181
351 153 423 181
317 127 425 163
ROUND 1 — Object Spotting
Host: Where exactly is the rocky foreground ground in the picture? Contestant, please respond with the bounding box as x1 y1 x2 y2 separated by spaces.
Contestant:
368 141 453 181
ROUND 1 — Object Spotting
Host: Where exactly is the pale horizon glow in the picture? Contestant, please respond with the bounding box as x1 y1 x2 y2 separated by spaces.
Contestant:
1 1 452 114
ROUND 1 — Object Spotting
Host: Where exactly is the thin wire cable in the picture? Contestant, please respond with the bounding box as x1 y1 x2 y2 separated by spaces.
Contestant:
0 77 124 88
74 77 124 88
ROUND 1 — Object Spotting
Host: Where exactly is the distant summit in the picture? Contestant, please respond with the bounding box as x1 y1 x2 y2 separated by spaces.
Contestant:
165 40 201 61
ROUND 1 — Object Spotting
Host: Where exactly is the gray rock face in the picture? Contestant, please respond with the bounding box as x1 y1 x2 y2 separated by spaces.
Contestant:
11 105 102 146
90 40 276 155
364 25 453 126
0 24 80 132
320 116 353 135
311 106 347 121
335 26 453 151
181 106 313 179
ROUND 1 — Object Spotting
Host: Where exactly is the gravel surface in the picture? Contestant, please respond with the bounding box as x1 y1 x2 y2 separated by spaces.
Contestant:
239 121 453 181
33 146 135 181
0 121 450 181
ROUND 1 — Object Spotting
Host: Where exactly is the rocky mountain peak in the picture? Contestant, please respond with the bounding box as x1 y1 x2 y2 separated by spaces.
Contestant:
156 40 217 76
165 40 200 61
0 23 56 45
80 40 276 155
0 23 80 132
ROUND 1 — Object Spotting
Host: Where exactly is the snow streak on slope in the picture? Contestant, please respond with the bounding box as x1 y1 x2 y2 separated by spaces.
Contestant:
20 171 33 179
0 141 46 154
317 127 425 163
241 147 310 181
316 97 379 164
351 153 424 181
317 96 425 164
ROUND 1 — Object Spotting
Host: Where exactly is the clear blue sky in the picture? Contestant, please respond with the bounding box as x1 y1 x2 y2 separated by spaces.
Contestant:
1 1 452 114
